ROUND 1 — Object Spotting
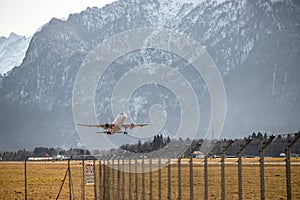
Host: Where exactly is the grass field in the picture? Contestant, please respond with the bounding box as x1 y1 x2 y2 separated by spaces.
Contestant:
0 158 299 199
0 161 95 200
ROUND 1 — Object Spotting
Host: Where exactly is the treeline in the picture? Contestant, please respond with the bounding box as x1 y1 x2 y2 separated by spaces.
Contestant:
120 134 171 153
1 132 299 161
120 132 300 157
187 132 300 157
0 147 91 161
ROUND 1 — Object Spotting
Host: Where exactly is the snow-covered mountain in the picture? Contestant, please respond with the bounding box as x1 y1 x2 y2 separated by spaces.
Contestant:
0 0 299 150
0 33 31 76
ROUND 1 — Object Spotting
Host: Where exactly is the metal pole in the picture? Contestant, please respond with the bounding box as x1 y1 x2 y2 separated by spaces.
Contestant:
286 133 300 200
102 160 106 200
111 159 115 200
106 159 111 200
149 158 153 200
99 160 102 200
107 159 111 200
259 148 265 200
237 139 252 200
158 157 162 200
168 158 171 200
178 157 182 200
221 140 234 200
68 160 72 200
71 161 75 199
25 159 27 200
122 159 125 200
142 156 145 200
135 158 138 200
117 159 120 200
129 159 132 200
238 151 242 200
93 160 97 200
260 135 275 200
82 159 85 200
286 146 291 200
204 155 208 200
221 155 225 200
190 155 194 200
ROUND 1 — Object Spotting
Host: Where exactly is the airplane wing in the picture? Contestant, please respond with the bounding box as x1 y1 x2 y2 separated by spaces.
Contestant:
133 123 150 127
122 123 150 128
77 124 112 128
96 131 123 134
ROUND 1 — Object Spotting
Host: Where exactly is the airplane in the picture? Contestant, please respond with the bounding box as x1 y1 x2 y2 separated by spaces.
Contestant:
77 112 150 135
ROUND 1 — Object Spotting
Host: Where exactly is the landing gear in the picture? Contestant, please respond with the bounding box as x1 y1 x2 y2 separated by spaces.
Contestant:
124 131 128 135
107 131 112 135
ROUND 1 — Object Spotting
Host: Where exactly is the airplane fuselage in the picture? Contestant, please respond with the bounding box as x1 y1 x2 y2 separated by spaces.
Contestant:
110 112 127 134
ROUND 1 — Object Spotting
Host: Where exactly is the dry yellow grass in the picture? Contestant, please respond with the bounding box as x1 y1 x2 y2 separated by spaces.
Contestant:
0 161 94 200
0 158 299 199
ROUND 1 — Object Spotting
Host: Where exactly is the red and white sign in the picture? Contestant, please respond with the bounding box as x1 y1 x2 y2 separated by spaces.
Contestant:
85 163 95 185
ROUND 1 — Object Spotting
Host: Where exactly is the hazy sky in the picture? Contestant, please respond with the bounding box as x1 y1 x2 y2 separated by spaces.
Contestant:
0 0 116 38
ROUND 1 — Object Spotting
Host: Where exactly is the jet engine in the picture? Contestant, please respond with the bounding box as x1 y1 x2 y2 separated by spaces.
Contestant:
129 123 135 129
104 123 110 129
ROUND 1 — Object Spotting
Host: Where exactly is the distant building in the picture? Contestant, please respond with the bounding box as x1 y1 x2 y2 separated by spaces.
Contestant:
28 157 52 161
292 153 299 158
54 154 65 160
279 153 285 157
193 151 204 159
279 153 299 157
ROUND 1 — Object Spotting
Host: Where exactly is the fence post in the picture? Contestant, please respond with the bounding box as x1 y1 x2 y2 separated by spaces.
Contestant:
135 158 138 200
129 158 132 200
168 158 171 200
99 160 102 200
25 159 27 200
237 138 252 200
122 159 125 200
68 159 73 200
260 135 275 200
149 158 153 200
190 155 194 200
158 157 162 200
117 159 120 200
82 159 85 200
286 147 291 200
106 159 111 200
178 157 182 200
93 159 97 200
221 140 234 200
285 133 300 200
142 156 145 200
111 159 115 200
102 159 106 200
204 155 208 200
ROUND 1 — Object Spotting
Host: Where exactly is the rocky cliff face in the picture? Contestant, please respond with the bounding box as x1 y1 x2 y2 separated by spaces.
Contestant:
178 0 300 136
0 0 299 149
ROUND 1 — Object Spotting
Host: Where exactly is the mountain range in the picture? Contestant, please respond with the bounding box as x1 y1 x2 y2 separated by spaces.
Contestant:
0 0 299 150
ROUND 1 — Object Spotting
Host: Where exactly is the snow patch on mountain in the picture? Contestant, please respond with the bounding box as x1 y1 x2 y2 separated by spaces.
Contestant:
0 33 31 76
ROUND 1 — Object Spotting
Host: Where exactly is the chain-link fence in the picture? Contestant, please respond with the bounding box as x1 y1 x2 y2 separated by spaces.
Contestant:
9 157 300 200
94 156 299 200
2 135 299 200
